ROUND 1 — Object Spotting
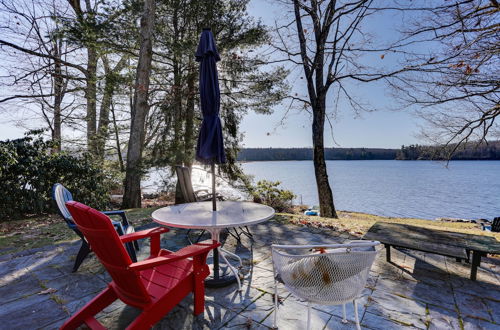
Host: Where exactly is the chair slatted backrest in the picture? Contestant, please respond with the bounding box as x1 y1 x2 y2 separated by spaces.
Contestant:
175 166 197 203
52 183 74 225
66 201 151 306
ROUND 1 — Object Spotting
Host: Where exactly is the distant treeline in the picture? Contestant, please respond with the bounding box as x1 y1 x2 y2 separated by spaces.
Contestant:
396 141 500 160
238 147 398 161
238 142 500 161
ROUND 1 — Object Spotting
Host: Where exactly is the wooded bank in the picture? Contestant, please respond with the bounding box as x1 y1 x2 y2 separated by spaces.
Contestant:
238 143 500 161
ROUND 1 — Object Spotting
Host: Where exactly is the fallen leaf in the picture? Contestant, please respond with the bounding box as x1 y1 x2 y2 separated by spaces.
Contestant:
272 293 285 303
39 288 57 295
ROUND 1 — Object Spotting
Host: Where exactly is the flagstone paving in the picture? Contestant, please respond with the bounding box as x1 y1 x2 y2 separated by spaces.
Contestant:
1 218 499 329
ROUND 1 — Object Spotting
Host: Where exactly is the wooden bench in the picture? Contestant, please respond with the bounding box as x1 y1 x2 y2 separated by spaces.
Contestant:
363 222 500 281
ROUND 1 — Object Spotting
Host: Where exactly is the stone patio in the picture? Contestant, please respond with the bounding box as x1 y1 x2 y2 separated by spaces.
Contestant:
1 218 499 329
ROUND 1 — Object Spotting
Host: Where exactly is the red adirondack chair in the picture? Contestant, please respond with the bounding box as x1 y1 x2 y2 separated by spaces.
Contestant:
61 201 220 329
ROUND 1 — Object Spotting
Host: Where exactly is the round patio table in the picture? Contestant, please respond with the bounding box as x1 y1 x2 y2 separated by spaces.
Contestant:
152 201 275 289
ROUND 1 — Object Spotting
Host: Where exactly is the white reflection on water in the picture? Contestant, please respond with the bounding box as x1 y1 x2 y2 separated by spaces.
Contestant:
142 165 246 201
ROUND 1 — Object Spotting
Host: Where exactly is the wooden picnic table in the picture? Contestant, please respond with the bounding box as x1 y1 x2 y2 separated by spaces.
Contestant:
363 222 500 281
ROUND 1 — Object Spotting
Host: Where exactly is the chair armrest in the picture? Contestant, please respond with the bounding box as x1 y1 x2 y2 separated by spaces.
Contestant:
167 239 220 260
120 227 169 257
195 190 225 201
112 221 125 235
196 193 225 202
120 227 169 243
101 210 129 226
194 190 211 200
102 210 126 216
128 240 220 272
102 210 129 226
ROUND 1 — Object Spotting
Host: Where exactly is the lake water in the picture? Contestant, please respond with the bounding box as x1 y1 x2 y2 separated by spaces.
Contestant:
240 160 500 220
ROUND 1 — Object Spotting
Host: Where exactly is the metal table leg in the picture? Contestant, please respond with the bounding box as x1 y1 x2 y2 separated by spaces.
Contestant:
220 247 243 268
219 248 242 291
205 229 239 288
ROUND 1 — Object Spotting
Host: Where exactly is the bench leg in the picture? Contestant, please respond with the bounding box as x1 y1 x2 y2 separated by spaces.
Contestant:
470 251 484 281
456 251 470 264
385 244 391 262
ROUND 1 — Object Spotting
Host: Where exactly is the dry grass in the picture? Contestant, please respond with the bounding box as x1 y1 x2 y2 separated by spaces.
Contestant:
0 207 161 255
281 210 500 240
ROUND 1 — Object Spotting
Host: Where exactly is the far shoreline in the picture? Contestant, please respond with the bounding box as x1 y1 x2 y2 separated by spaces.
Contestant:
237 159 500 163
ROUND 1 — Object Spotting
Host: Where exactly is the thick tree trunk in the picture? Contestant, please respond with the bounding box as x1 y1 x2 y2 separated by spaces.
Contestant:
95 65 113 162
175 63 194 205
172 5 183 166
184 63 196 167
312 96 337 218
111 103 125 172
122 0 156 208
95 56 128 163
52 39 63 152
66 0 97 155
86 47 98 155
172 61 183 165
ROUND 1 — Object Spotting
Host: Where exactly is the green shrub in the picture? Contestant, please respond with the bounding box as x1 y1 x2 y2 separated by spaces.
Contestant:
251 180 295 212
0 132 114 220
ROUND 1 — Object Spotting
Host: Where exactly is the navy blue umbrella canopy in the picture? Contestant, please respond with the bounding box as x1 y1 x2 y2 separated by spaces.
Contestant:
195 28 226 165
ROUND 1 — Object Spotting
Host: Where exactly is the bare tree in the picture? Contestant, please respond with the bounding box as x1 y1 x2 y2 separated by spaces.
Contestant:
122 0 156 208
389 0 499 157
0 0 82 150
272 0 489 216
275 0 388 218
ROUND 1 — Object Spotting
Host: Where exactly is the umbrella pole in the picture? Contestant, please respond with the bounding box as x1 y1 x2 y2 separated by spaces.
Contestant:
211 162 216 211
211 162 219 281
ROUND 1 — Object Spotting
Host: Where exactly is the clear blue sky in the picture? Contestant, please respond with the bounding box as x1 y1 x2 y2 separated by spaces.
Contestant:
0 0 423 149
241 0 423 149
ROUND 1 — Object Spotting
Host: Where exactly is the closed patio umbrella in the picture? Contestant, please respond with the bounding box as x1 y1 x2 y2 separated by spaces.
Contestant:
195 28 234 287
195 27 225 212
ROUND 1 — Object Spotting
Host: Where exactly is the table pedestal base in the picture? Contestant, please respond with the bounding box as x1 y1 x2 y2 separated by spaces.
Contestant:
205 275 238 288
205 245 240 288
